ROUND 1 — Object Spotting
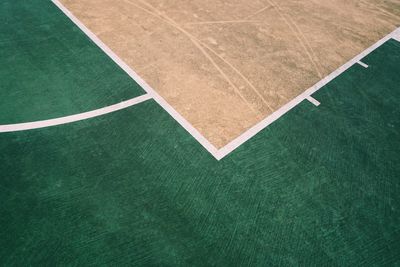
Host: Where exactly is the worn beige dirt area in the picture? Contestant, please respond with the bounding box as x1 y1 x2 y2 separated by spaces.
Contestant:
59 0 400 148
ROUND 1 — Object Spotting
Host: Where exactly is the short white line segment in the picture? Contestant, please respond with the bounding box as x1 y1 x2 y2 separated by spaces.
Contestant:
49 1 400 161
306 96 321 106
0 94 152 133
357 61 369 68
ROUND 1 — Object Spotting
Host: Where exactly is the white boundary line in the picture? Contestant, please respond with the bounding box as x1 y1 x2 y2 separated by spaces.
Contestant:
52 0 220 157
216 27 400 160
394 34 400 42
50 0 400 160
0 94 151 133
306 96 321 107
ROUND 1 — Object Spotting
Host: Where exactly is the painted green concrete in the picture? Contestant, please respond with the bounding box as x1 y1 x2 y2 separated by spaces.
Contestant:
0 0 144 124
1 39 399 266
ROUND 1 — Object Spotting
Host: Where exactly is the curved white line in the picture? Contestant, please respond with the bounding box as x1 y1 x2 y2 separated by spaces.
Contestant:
0 94 152 133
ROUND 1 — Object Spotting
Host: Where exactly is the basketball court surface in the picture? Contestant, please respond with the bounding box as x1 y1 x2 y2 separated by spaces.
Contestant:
1 0 400 265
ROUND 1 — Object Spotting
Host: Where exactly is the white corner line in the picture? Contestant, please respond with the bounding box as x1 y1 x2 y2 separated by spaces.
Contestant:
52 0 400 161
0 94 152 133
357 61 369 68
216 26 400 160
306 96 321 106
52 0 220 158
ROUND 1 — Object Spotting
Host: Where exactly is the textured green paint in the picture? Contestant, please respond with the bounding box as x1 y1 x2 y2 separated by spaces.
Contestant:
1 39 400 266
0 0 144 124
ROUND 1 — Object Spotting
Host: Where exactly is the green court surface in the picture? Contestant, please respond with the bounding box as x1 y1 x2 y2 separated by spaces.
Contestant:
1 39 399 266
0 0 144 124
